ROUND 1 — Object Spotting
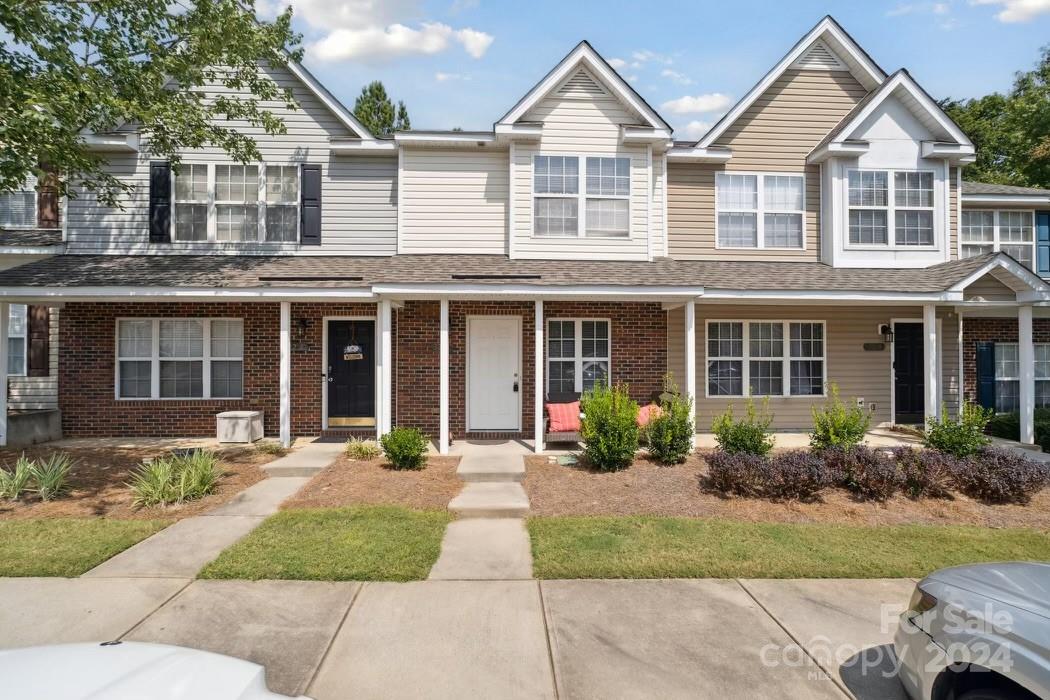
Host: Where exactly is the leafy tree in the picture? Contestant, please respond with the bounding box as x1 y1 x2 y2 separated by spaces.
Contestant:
353 80 411 136
0 0 302 206
942 45 1050 188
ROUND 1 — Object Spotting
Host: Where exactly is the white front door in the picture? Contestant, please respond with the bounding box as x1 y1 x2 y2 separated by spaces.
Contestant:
467 316 521 431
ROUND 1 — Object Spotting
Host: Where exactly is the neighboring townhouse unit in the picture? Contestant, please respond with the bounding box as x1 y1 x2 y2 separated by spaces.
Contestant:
1 15 1049 452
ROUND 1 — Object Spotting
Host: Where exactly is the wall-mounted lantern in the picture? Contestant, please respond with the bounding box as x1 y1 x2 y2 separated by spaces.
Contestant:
879 324 894 344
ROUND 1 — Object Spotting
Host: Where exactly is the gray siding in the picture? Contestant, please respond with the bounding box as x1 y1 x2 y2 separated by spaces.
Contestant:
8 306 59 410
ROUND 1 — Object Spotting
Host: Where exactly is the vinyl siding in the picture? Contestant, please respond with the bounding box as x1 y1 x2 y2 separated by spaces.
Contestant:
668 69 868 261
666 304 961 430
511 92 653 260
8 307 59 410
949 166 959 260
963 274 1018 302
65 63 398 256
399 148 508 254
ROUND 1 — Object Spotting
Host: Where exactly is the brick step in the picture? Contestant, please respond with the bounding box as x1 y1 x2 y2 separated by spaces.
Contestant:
448 482 529 519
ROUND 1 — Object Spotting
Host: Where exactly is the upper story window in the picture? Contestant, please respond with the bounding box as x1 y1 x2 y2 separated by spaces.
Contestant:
0 177 37 228
533 156 630 238
961 210 1035 270
173 163 299 244
7 304 26 376
847 170 935 247
715 173 805 249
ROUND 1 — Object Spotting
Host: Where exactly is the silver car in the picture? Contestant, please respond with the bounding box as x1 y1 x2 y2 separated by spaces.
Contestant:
895 562 1050 700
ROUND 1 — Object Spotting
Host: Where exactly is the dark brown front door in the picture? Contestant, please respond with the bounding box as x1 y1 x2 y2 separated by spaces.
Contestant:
893 322 924 424
327 320 376 427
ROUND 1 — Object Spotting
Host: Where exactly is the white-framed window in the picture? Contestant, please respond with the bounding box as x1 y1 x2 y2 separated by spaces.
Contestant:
847 169 935 247
173 163 299 244
715 172 805 249
533 155 630 238
547 318 610 394
994 342 1050 413
7 304 27 376
706 320 825 398
0 176 37 228
116 318 243 399
961 210 1035 270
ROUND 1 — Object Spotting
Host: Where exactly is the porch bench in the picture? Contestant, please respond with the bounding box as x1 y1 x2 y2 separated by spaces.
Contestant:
544 392 582 446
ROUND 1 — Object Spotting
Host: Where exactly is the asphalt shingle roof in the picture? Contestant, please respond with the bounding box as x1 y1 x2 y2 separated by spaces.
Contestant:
0 252 1025 294
0 229 62 247
962 181 1050 197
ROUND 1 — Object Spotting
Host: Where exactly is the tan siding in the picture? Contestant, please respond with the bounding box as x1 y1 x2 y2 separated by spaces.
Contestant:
400 148 508 254
963 274 1017 302
939 308 961 418
668 69 868 261
949 167 959 260
8 306 59 410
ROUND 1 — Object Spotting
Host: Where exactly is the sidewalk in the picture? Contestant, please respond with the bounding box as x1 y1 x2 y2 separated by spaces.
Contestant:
0 576 915 700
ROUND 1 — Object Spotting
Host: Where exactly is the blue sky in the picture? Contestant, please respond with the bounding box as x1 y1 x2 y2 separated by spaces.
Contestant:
266 0 1050 138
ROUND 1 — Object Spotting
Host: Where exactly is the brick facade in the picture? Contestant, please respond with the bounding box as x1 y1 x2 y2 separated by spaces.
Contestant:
59 299 667 440
961 316 1050 403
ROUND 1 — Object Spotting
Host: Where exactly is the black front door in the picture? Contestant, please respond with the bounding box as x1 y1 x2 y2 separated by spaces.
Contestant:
893 322 925 424
327 320 376 427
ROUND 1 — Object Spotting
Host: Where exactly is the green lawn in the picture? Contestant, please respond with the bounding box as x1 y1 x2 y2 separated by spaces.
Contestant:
528 516 1050 579
199 506 452 582
0 518 170 577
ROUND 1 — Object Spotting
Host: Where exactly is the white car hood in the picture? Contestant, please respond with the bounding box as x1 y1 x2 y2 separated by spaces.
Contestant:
0 642 303 700
927 562 1050 621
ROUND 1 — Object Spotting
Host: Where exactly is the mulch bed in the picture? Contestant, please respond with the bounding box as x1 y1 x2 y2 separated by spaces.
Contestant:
281 455 463 511
0 444 273 521
524 452 1050 528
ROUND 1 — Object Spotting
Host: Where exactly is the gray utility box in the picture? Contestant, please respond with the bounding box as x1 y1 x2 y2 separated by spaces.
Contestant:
216 410 264 443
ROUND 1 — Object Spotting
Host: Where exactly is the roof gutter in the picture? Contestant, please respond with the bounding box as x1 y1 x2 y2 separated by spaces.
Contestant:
962 194 1050 206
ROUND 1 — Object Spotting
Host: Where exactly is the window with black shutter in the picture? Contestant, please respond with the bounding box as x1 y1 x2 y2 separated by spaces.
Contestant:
149 161 172 243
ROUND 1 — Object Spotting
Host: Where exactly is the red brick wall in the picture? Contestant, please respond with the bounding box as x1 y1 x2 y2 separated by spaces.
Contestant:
961 317 1050 403
60 302 281 437
394 301 441 435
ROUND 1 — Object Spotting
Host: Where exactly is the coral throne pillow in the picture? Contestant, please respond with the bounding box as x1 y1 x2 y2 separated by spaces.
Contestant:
547 401 581 432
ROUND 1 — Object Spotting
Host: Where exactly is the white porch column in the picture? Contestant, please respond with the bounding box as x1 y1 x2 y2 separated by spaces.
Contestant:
923 304 939 422
439 299 450 454
685 299 697 446
379 299 393 435
279 301 291 448
0 302 8 448
534 300 544 453
1019 304 1035 445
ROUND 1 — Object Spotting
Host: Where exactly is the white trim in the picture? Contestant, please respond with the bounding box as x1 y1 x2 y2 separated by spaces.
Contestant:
955 166 963 260
0 287 376 302
328 139 398 154
508 141 517 258
0 246 64 256
279 303 291 447
646 145 654 261
439 300 450 453
370 283 704 299
498 42 670 131
665 146 733 163
321 315 377 432
714 171 807 251
494 123 544 139
0 302 8 447
702 288 957 302
949 252 1046 294
534 300 544 453
5 303 27 377
661 153 670 257
1019 305 1035 444
844 168 939 251
283 60 376 139
698 16 886 148
703 319 828 399
394 131 497 145
923 305 939 422
80 133 140 153
379 300 393 436
807 141 869 164
396 148 404 255
684 300 696 447
962 194 1050 205
465 315 523 432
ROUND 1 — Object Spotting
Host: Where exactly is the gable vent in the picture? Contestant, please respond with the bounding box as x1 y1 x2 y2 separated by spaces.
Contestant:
791 41 848 71
556 69 608 98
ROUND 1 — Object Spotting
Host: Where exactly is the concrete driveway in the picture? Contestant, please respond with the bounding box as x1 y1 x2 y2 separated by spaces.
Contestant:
0 577 916 699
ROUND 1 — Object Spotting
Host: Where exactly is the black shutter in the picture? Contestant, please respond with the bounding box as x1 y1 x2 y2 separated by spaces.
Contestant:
976 341 996 411
27 306 49 377
36 171 59 229
1038 211 1049 276
149 161 171 243
300 163 322 246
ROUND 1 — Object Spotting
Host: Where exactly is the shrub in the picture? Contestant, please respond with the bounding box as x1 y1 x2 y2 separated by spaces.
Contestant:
580 382 639 472
346 437 383 461
953 447 1050 505
31 452 74 501
645 376 694 465
810 383 870 451
711 399 774 457
893 447 958 499
380 427 429 470
824 446 902 501
128 449 220 507
924 403 993 458
986 409 1050 452
766 450 836 502
705 450 768 498
254 441 287 456
0 454 34 501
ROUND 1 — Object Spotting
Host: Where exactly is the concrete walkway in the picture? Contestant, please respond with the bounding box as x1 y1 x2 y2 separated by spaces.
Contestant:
431 441 533 580
84 440 340 579
0 576 916 699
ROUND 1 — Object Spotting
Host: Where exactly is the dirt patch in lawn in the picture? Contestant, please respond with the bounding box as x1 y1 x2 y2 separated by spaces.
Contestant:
282 455 463 511
524 453 1050 528
0 444 274 521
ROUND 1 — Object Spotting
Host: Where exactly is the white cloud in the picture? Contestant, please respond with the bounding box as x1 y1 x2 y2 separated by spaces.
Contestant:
286 0 494 63
661 69 693 86
449 0 480 12
625 74 639 83
435 71 470 82
682 120 713 141
608 57 627 70
660 93 733 115
631 49 673 65
971 0 1050 22
886 1 961 29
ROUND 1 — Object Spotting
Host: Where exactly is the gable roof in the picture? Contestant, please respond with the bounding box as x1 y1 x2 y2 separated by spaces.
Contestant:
497 40 671 132
695 15 886 148
283 60 377 140
809 69 973 160
962 181 1050 197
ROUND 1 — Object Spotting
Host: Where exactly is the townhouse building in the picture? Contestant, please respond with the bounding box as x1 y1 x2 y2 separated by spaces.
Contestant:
1 15 1049 451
